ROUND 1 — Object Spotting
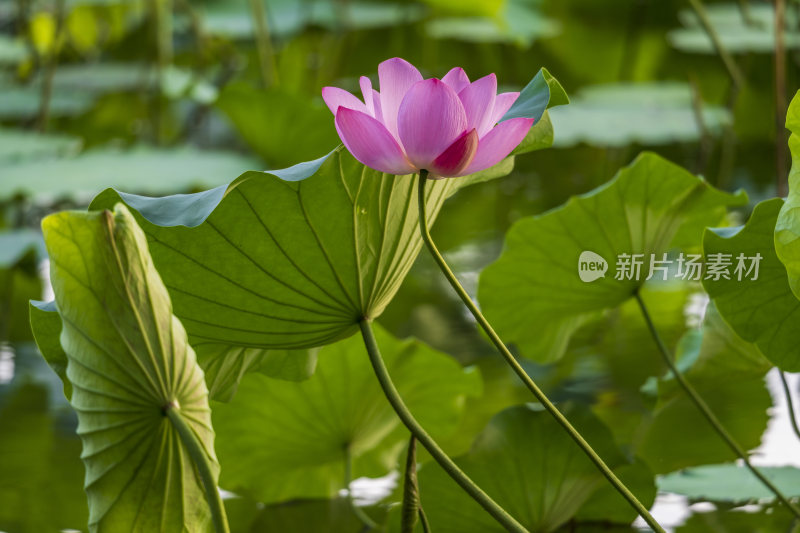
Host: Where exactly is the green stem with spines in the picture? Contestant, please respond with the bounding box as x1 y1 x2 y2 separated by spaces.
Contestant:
359 319 528 533
417 169 665 533
634 291 800 518
165 404 230 533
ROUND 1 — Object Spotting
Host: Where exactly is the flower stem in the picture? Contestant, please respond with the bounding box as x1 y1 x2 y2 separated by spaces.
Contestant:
416 170 665 533
359 319 528 533
419 507 431 533
688 0 744 90
779 371 800 443
634 291 800 518
165 405 230 533
38 0 65 133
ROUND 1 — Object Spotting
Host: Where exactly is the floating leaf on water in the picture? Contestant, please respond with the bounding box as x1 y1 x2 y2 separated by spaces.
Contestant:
0 87 94 120
669 3 800 54
0 128 82 163
659 464 800 502
1 145 261 203
548 82 731 148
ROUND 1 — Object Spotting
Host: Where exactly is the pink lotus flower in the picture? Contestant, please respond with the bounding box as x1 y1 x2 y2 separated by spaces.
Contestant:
322 58 533 178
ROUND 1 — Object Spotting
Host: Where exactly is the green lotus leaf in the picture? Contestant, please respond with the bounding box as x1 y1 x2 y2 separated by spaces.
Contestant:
212 324 481 504
637 304 772 474
89 148 511 354
479 151 746 362
706 198 800 370
774 91 800 305
196 344 318 402
548 83 731 148
669 3 800 54
417 404 655 532
39 203 220 532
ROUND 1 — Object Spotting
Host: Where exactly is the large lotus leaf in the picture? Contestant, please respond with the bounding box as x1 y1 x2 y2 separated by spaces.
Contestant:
548 83 731 148
479 151 746 363
706 198 800 371
88 148 510 354
660 464 800 503
637 304 772 474
1 145 260 203
211 323 480 504
40 204 220 532
0 382 88 533
573 284 694 448
669 3 800 54
774 92 800 303
417 404 655 533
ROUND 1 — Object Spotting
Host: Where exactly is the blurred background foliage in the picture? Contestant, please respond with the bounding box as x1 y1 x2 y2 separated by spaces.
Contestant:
0 0 798 531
